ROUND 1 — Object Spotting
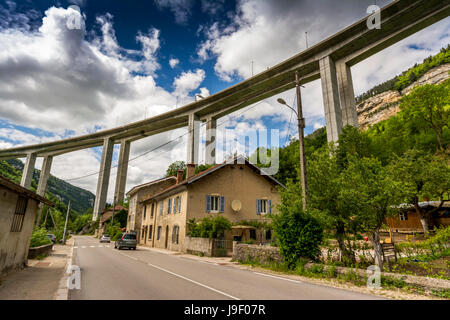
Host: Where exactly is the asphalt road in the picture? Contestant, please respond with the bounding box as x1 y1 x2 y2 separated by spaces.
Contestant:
69 236 383 300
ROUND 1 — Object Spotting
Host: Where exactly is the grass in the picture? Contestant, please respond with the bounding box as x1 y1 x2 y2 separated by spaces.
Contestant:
237 257 448 299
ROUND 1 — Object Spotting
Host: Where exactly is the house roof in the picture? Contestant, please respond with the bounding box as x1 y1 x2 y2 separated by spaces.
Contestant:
141 156 285 204
126 176 176 197
101 204 127 215
0 175 54 207
397 201 450 210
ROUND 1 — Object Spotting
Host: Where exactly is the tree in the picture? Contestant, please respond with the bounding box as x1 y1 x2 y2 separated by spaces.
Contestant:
400 80 450 150
388 150 450 233
273 181 323 268
339 156 403 271
165 161 186 177
307 149 355 263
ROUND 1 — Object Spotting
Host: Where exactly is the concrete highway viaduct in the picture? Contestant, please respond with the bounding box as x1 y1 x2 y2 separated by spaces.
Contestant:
0 0 448 220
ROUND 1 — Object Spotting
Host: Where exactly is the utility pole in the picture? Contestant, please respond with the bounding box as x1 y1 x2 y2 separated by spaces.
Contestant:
111 200 116 225
295 71 308 211
62 200 71 245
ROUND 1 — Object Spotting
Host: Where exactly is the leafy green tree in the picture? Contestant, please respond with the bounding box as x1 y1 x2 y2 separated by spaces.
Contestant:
165 161 186 177
388 150 450 233
308 149 355 263
272 181 323 268
339 156 403 270
399 80 450 150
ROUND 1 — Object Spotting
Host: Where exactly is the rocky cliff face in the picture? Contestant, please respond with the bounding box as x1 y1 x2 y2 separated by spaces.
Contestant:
357 63 450 130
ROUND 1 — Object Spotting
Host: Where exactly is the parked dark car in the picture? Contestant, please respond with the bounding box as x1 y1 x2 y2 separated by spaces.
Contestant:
47 234 56 244
114 233 137 250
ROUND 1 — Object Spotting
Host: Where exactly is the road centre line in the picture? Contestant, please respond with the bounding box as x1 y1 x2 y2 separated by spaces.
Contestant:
146 262 240 300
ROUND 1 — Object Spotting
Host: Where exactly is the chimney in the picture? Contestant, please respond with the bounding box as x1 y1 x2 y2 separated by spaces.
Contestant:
176 169 184 184
187 163 196 179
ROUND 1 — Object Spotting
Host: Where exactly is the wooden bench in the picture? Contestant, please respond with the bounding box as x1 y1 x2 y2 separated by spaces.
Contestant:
381 243 397 269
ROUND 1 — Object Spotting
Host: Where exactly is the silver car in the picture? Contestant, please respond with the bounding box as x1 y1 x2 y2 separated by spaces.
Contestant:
100 235 111 243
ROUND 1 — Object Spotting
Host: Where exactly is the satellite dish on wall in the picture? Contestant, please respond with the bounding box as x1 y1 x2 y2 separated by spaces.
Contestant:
231 200 242 212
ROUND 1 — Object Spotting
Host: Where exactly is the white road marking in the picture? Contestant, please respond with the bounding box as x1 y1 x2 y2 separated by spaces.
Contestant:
90 246 95 248
74 246 78 249
81 246 86 248
253 272 303 284
119 253 138 261
147 262 240 300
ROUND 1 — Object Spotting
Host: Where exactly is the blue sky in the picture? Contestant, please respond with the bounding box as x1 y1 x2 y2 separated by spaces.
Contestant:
0 0 449 200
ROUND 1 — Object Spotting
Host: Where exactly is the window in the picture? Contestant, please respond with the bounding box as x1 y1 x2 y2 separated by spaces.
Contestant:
257 199 272 215
151 203 155 218
149 225 153 239
265 229 272 240
11 196 28 232
143 205 147 219
157 226 162 240
178 196 181 213
172 225 180 244
399 212 408 221
167 198 171 214
159 202 163 215
206 195 225 213
250 229 256 240
173 197 177 214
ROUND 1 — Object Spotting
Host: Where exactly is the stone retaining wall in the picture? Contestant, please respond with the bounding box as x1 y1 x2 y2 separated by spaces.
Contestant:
182 237 213 256
232 243 283 265
27 243 53 259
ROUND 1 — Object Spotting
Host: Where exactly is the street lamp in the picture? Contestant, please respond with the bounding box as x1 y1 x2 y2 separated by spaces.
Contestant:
195 94 205 102
277 71 308 211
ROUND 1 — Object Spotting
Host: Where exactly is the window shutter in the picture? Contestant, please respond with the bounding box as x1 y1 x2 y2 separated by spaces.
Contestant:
178 196 181 213
168 198 171 214
173 198 176 214
220 196 225 213
206 195 211 213
256 199 261 215
268 200 272 214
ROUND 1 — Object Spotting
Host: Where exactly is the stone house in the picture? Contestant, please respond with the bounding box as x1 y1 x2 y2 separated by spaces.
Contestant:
0 175 54 275
98 204 127 237
125 176 177 239
138 157 283 252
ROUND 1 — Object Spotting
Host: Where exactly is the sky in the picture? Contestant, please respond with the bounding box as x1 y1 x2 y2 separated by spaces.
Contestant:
0 0 449 204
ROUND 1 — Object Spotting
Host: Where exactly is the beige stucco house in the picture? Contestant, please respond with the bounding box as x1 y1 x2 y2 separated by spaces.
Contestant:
0 175 54 275
125 176 177 239
139 158 283 252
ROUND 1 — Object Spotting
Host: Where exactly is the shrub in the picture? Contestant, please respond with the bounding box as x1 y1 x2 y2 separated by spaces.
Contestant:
272 207 324 269
187 216 232 239
29 227 52 248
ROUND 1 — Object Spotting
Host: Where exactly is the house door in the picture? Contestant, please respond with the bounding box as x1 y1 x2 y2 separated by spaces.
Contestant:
165 225 169 249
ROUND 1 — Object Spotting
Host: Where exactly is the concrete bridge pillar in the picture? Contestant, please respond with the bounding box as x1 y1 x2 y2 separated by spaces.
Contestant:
36 155 53 197
93 137 114 221
36 155 53 226
319 55 343 143
114 140 130 203
187 113 200 165
20 153 37 189
337 62 358 127
205 117 217 165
